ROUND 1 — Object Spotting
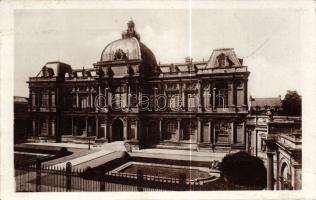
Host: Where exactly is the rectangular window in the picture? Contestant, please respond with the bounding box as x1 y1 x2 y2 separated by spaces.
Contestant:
214 122 229 143
167 121 177 133
51 92 55 107
32 94 36 107
121 93 127 107
203 91 211 107
187 94 196 108
236 124 244 144
168 94 179 109
42 93 49 107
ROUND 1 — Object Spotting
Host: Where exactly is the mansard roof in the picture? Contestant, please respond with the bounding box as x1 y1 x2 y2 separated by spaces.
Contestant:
206 48 242 68
36 61 72 78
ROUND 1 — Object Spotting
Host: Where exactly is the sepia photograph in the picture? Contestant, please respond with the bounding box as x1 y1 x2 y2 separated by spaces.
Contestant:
1 1 316 199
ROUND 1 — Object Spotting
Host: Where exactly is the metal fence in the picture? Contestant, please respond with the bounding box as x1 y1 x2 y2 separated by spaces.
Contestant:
15 160 208 192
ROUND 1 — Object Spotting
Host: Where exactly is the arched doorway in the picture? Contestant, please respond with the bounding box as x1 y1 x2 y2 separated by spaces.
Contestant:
147 121 160 145
280 162 292 190
182 120 197 142
112 119 123 141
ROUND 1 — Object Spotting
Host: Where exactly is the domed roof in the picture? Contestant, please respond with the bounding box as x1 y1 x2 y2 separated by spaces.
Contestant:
100 37 141 61
100 20 158 75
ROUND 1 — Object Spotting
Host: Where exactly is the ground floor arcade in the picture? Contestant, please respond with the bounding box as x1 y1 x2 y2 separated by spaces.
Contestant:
30 114 247 149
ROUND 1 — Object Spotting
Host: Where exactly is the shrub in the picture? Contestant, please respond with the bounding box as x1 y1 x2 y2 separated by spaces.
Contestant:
220 151 267 189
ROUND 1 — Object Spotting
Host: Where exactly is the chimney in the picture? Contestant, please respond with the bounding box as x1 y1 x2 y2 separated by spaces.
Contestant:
238 58 243 65
185 57 192 63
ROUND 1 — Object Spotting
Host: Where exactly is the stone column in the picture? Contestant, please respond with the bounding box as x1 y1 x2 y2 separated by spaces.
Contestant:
137 119 141 141
128 84 131 109
209 121 212 143
138 89 142 108
209 82 213 109
197 81 202 111
76 89 79 108
244 80 248 106
95 116 99 138
177 118 181 142
104 119 107 139
181 84 185 109
212 88 216 111
45 118 49 135
276 152 280 190
242 121 245 144
135 119 139 140
246 129 250 153
108 121 112 142
85 117 88 136
197 118 202 143
90 88 94 108
267 151 275 190
213 123 216 144
123 119 128 140
71 116 74 136
159 118 162 141
51 120 55 136
32 119 36 137
230 121 235 144
232 81 236 107
105 87 109 108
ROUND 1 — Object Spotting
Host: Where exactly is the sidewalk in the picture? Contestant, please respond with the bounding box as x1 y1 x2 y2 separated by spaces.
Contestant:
26 142 94 149
133 148 237 159
52 149 114 168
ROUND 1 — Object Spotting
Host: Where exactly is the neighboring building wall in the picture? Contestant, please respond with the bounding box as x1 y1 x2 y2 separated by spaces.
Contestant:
14 96 30 143
264 124 302 190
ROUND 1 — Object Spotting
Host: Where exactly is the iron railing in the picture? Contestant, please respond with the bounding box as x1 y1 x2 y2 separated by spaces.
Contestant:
15 159 211 192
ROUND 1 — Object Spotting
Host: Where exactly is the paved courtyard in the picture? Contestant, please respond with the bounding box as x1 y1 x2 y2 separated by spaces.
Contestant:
22 141 233 164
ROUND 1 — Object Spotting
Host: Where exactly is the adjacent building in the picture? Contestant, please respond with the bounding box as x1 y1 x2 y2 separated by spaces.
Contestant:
27 20 250 150
14 96 30 143
246 96 301 157
264 123 302 190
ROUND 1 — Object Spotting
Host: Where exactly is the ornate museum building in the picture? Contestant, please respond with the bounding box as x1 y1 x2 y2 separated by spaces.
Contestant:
27 20 250 150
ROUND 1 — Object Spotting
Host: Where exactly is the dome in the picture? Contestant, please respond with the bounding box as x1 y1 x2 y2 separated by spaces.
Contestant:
100 20 158 75
100 37 141 61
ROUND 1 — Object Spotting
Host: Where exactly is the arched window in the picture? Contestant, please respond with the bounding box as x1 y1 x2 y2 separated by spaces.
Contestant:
214 82 228 108
217 53 226 67
280 162 292 190
112 85 127 109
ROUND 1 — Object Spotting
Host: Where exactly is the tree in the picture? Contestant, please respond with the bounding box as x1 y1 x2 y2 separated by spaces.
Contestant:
282 90 302 116
220 151 267 189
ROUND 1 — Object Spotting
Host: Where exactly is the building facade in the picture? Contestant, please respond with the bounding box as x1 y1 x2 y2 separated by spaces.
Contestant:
27 20 250 150
246 96 301 157
264 124 302 190
14 96 31 143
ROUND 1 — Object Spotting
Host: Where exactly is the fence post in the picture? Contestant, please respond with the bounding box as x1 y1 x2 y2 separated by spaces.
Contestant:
179 173 186 191
137 169 143 192
66 162 72 192
36 159 41 192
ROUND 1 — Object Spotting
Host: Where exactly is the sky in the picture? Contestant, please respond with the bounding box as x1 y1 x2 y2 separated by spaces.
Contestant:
14 9 302 98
